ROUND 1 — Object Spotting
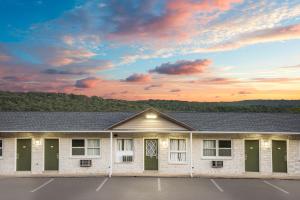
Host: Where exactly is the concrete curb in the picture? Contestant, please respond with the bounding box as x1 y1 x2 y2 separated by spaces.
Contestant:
1 173 300 180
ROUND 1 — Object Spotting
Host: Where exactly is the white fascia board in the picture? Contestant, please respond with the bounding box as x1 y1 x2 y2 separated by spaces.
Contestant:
0 130 299 135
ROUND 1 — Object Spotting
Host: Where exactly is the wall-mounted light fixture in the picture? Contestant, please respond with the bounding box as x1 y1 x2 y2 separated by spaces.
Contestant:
35 139 41 146
145 113 157 119
263 140 270 148
161 139 168 148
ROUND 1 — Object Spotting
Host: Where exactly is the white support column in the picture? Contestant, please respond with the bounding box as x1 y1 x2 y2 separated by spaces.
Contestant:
190 132 193 178
109 131 113 178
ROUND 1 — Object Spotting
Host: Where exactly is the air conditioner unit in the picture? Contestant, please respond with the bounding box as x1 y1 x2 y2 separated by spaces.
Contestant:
122 155 133 162
212 160 223 168
80 160 92 167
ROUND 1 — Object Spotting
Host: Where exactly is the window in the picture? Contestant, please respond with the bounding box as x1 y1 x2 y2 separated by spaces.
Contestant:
203 140 216 156
218 140 231 156
72 139 100 156
0 140 2 157
203 140 232 157
116 139 133 162
72 139 85 156
169 139 186 163
87 139 100 156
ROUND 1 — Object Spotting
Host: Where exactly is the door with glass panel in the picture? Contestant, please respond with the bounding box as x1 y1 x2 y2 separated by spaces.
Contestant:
144 139 158 170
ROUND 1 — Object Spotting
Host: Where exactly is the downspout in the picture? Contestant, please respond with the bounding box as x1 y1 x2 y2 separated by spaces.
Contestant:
190 132 193 178
109 131 113 178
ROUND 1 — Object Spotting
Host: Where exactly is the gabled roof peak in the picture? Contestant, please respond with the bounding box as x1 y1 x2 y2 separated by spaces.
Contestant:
106 108 194 131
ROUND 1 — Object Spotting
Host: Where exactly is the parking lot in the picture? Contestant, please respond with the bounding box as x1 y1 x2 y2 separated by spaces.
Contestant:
0 177 300 200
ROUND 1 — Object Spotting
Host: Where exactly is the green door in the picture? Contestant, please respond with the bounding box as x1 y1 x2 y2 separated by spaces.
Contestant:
44 139 59 170
245 140 259 172
272 140 287 173
144 139 158 170
17 139 31 171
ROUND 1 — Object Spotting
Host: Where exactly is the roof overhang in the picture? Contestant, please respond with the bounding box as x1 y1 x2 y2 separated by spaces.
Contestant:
1 130 299 135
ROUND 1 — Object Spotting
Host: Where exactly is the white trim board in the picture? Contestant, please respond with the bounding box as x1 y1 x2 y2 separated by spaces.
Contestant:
1 130 299 135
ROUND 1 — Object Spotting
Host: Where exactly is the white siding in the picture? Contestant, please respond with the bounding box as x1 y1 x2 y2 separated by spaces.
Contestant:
112 115 187 131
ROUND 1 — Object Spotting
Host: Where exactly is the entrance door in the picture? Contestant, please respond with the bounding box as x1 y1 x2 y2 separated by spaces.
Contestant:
245 140 259 172
44 139 59 170
17 139 31 171
144 139 158 170
272 140 287 173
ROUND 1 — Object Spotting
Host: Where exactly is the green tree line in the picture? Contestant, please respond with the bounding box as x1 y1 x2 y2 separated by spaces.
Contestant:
0 91 300 113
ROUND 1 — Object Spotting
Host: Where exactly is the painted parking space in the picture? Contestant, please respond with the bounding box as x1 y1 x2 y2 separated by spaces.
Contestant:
0 177 300 200
98 177 159 200
0 177 52 200
157 178 228 200
31 177 107 200
216 178 290 200
265 179 300 200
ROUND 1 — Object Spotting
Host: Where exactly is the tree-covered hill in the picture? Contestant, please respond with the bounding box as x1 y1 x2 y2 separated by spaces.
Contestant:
0 91 300 113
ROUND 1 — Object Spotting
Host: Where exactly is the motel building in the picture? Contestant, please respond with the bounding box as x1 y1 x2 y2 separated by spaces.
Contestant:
0 108 300 178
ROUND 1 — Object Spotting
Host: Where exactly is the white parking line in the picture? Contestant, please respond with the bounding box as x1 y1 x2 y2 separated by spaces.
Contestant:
210 179 224 192
263 180 289 194
96 178 108 192
30 178 54 193
157 178 161 192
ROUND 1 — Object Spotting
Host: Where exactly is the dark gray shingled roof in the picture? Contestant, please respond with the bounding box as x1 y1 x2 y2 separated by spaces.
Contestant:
0 112 299 133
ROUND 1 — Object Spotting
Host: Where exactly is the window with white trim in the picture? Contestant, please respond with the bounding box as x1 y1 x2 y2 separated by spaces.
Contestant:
116 139 133 162
203 140 231 157
87 139 100 156
169 139 186 163
72 139 85 156
0 140 2 157
72 139 100 156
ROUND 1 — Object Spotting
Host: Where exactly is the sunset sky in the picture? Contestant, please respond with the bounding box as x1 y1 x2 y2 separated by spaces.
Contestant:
0 0 300 101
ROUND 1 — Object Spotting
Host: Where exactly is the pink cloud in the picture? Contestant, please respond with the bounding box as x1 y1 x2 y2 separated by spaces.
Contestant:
252 77 300 83
29 46 96 67
150 59 211 75
238 91 252 95
144 84 162 90
207 23 300 51
169 88 181 93
0 54 10 62
48 49 96 66
124 73 152 83
198 77 240 85
107 0 242 43
75 77 100 88
42 60 113 75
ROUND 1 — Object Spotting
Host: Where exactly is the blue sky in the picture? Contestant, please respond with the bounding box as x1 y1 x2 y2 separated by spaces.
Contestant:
0 0 300 101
